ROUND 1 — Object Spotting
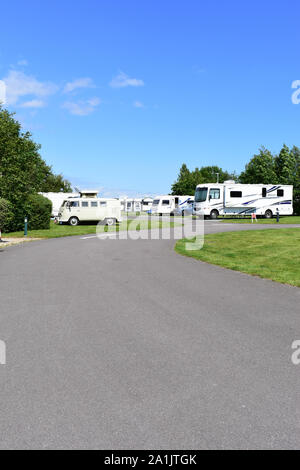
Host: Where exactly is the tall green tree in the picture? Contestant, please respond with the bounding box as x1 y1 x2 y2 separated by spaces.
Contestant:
239 147 277 184
0 107 71 230
171 164 235 195
274 144 296 185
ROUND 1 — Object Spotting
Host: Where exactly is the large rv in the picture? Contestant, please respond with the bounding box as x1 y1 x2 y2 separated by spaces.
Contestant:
151 195 194 216
57 190 122 226
193 182 293 219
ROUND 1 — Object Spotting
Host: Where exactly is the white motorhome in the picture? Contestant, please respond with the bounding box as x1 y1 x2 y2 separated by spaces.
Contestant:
193 182 293 219
151 195 194 216
40 192 77 217
57 190 122 226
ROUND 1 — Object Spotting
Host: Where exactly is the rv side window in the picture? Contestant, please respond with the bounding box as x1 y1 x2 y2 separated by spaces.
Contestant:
100 202 107 207
162 200 170 205
91 202 98 207
230 191 242 198
262 188 267 198
277 189 284 197
153 200 159 205
209 189 220 200
81 202 89 207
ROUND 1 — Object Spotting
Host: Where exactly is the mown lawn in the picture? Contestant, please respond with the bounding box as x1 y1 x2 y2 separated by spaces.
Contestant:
175 229 300 287
220 216 300 224
4 219 179 239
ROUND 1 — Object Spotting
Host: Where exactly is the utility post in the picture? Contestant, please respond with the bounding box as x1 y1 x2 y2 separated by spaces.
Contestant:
24 217 28 237
213 172 220 184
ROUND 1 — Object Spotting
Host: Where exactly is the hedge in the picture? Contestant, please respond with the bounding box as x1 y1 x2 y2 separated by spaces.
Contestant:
24 194 52 230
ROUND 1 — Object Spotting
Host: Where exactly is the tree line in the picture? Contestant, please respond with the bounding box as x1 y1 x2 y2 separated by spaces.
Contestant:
172 146 300 214
0 107 72 232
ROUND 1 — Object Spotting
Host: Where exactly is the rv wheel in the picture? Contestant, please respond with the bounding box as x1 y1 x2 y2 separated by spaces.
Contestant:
105 218 115 226
69 217 79 226
210 210 219 220
264 210 273 219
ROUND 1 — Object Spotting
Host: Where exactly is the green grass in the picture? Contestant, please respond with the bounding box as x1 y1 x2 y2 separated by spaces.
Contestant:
4 219 180 239
175 229 300 287
220 216 300 224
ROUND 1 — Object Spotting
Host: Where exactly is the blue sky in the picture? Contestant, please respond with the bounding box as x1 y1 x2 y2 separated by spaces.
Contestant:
1 0 300 196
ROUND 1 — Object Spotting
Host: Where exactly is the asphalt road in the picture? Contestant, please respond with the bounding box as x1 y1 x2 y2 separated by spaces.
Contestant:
0 221 300 449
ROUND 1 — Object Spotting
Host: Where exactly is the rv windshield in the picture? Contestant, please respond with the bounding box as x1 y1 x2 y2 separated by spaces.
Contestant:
195 188 208 203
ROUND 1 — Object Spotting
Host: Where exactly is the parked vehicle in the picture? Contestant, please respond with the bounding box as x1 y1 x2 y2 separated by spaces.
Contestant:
151 195 194 216
193 182 293 219
57 190 122 226
141 197 153 212
174 197 194 216
40 192 77 217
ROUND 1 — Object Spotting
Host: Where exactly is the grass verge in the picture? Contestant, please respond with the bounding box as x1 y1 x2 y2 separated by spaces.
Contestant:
175 229 300 287
219 216 300 224
4 219 180 239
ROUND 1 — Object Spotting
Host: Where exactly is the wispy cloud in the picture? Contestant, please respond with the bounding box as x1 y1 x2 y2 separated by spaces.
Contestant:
2 70 58 106
63 77 95 93
17 59 29 67
109 71 144 88
62 97 101 116
133 100 144 108
20 99 46 108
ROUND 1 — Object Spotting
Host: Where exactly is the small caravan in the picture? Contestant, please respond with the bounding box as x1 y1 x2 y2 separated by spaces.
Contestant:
193 182 293 219
141 197 153 212
57 190 122 226
151 195 193 216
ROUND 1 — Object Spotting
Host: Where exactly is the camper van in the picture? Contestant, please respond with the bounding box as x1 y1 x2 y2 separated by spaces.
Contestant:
57 190 122 226
151 195 193 216
193 182 293 219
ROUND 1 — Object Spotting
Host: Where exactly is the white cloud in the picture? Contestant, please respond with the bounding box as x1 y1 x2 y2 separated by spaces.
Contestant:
109 71 144 88
133 101 144 108
2 70 58 106
20 99 46 108
63 77 95 93
62 97 101 116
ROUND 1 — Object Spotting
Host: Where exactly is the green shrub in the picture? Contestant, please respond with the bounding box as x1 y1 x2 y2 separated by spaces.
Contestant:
25 194 52 230
0 198 14 233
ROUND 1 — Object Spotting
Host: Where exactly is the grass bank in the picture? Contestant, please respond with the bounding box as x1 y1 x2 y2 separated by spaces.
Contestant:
175 229 300 287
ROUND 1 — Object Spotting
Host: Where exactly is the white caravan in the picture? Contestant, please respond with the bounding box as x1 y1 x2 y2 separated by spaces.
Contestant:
57 190 122 226
151 195 194 216
174 197 194 215
193 182 293 219
40 192 77 217
142 197 153 212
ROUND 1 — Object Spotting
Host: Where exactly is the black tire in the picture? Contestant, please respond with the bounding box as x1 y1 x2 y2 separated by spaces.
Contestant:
210 210 219 220
264 210 273 219
69 217 79 226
